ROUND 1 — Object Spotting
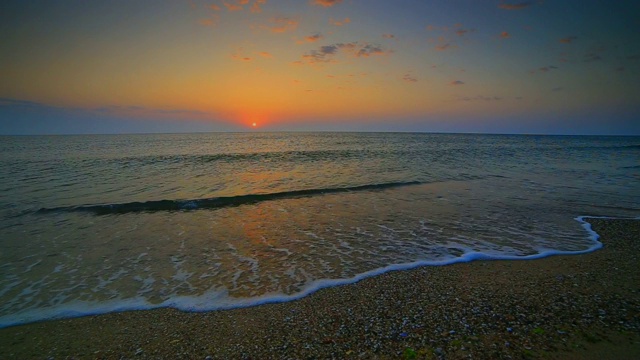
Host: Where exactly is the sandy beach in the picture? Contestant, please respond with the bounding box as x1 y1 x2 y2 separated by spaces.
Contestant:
1 218 638 359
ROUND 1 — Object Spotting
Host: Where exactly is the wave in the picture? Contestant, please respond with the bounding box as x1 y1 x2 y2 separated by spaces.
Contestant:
0 216 606 329
37 181 423 215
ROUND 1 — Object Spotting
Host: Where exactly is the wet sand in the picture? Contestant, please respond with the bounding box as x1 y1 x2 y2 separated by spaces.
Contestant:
1 218 638 359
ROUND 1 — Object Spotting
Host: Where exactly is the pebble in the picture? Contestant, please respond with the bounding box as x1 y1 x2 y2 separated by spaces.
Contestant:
1 219 639 360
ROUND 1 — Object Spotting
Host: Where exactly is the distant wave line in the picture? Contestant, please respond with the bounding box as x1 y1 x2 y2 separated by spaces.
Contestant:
36 181 423 215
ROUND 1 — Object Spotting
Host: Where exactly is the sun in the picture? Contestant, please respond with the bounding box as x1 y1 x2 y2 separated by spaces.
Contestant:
252 122 257 128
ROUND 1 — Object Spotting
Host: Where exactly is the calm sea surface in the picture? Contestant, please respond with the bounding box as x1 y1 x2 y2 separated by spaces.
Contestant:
1 132 638 327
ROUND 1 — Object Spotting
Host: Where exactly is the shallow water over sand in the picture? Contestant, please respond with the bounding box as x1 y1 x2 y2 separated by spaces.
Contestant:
1 133 638 327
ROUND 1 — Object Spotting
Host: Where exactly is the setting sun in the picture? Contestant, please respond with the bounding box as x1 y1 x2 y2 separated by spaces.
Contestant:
252 122 257 128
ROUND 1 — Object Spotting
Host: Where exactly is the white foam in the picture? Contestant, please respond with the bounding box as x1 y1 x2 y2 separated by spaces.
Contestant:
0 216 630 329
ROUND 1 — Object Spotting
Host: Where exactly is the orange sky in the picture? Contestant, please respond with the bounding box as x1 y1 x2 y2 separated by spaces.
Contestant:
1 0 639 134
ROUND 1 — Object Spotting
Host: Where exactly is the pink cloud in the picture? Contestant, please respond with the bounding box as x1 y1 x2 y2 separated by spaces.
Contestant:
450 80 465 86
198 17 218 27
312 0 343 7
265 17 299 33
302 33 323 43
329 17 351 26
454 28 474 37
251 0 266 13
500 31 511 38
382 34 395 39
223 2 243 11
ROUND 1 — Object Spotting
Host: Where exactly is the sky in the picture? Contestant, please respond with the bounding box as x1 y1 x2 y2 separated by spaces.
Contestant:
1 0 639 135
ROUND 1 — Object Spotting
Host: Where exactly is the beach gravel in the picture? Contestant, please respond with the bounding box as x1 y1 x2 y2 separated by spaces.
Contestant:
1 218 639 359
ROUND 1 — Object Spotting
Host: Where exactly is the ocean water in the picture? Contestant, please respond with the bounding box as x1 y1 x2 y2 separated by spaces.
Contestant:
0 132 638 327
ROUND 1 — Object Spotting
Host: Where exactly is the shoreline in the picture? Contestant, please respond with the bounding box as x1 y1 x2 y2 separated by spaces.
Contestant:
1 218 639 359
0 216 606 330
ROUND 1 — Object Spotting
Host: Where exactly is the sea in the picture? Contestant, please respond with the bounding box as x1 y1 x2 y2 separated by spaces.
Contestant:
1 132 638 328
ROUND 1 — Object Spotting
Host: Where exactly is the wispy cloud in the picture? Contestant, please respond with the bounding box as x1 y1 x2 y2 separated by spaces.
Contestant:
233 55 252 61
450 80 465 86
498 1 534 10
531 65 558 74
403 74 418 83
500 31 510 39
559 36 577 44
329 17 351 26
296 42 391 65
456 95 504 102
217 1 266 13
223 1 243 11
581 46 605 63
357 44 389 57
312 0 343 7
382 34 395 39
454 27 474 37
435 43 453 51
258 51 273 58
300 33 323 43
251 0 266 13
94 105 209 117
198 18 217 27
428 24 472 51
583 53 602 62
264 17 299 33
0 97 50 108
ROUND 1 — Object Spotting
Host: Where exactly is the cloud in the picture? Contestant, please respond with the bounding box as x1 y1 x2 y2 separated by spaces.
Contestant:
357 44 389 57
198 17 218 27
428 25 471 50
297 42 391 65
498 2 533 10
264 17 299 33
539 65 558 72
559 36 577 44
221 0 264 12
450 80 464 86
329 17 350 26
382 34 395 39
209 4 221 11
435 43 452 51
454 27 474 37
500 31 510 39
258 51 272 58
584 52 602 62
312 0 343 7
251 0 266 13
301 33 323 43
403 74 418 83
223 2 243 11
456 95 504 102
0 97 50 109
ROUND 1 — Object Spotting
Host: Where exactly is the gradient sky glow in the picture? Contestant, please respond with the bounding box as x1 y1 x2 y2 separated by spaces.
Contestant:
1 0 639 134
